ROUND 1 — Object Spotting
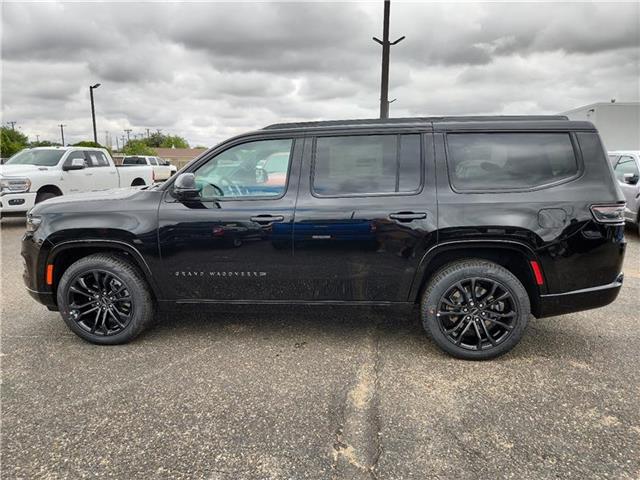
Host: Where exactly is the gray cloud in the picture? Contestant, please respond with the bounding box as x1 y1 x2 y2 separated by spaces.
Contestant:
1 1 638 147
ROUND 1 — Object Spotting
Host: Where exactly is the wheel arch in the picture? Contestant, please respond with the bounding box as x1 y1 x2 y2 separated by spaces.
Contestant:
410 241 543 317
36 184 63 197
46 240 160 305
131 178 146 186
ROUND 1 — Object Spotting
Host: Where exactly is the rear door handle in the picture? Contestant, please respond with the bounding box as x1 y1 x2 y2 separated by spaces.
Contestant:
389 212 427 222
250 215 285 224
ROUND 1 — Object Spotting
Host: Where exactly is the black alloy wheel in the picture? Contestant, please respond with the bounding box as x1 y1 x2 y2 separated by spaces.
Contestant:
436 278 517 351
66 270 133 336
421 259 530 360
57 253 155 344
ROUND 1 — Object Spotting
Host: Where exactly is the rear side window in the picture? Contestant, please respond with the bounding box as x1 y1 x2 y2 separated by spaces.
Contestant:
446 133 579 191
123 156 145 165
312 134 421 196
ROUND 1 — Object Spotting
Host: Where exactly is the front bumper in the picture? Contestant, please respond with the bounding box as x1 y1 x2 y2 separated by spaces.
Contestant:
0 192 37 214
537 273 624 318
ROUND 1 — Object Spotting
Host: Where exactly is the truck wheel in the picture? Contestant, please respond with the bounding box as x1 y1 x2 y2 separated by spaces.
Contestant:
57 253 155 345
35 191 59 204
420 259 530 360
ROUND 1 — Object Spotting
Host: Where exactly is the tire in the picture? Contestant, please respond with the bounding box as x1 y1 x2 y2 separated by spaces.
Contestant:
35 191 59 204
420 259 530 360
57 253 155 344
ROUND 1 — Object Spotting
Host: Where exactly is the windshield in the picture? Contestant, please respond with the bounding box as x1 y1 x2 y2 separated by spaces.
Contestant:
6 149 65 167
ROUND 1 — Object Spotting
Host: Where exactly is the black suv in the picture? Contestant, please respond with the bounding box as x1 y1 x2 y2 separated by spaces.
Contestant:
22 117 626 359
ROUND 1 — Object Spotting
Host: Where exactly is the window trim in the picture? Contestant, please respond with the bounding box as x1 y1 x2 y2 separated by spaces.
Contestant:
309 133 425 199
443 131 585 194
179 137 296 203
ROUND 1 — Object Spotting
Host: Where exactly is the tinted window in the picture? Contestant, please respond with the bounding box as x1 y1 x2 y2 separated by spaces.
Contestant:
123 156 145 165
194 139 292 199
313 134 421 196
614 156 639 181
447 133 578 191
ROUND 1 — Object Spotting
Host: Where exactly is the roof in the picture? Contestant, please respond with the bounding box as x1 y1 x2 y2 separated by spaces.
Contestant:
263 115 569 131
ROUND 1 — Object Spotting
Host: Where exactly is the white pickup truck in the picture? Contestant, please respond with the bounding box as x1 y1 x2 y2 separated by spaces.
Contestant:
122 155 176 182
0 147 153 215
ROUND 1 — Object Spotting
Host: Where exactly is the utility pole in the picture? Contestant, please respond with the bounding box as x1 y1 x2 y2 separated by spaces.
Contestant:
145 128 150 138
373 0 404 119
36 134 40 142
89 83 101 143
124 129 132 143
6 121 17 130
58 124 66 146
115 136 120 151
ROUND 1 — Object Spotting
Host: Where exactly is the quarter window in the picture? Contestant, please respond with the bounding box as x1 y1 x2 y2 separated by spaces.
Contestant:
312 134 422 196
193 139 292 199
446 133 579 191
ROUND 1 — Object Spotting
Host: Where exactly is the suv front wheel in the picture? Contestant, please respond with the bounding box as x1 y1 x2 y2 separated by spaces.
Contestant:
57 253 155 344
421 259 530 360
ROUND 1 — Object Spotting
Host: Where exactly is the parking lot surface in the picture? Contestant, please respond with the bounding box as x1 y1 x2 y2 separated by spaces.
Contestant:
2 217 639 479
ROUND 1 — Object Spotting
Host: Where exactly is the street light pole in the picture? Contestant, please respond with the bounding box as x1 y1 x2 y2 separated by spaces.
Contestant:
373 0 404 119
58 124 66 146
89 83 101 144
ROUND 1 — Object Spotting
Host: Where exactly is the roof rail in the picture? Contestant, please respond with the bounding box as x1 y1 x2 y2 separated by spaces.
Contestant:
262 115 569 130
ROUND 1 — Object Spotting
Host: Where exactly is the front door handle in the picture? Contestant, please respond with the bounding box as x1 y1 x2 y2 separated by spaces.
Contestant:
250 215 285 224
389 212 427 222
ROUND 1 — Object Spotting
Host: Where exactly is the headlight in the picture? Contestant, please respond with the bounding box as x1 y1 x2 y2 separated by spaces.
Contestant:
0 177 31 194
26 213 42 233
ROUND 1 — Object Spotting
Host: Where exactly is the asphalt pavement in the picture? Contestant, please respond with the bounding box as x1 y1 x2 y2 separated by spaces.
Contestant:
1 217 639 479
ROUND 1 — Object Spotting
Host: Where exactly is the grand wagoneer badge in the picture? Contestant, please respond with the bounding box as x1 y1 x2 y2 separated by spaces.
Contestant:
174 271 267 277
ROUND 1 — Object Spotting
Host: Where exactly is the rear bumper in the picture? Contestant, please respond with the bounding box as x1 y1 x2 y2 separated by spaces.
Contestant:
537 273 624 318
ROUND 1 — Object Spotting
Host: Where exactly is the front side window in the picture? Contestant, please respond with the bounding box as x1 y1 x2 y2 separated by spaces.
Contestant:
193 138 292 199
312 134 421 196
447 133 579 191
6 149 65 167
65 151 88 167
614 156 639 181
149 157 158 166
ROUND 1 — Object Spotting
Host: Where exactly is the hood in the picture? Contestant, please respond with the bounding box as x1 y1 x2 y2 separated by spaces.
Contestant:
0 164 54 177
37 187 145 208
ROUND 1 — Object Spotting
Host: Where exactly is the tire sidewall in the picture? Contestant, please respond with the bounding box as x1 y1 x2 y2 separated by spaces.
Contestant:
57 257 151 345
422 262 530 360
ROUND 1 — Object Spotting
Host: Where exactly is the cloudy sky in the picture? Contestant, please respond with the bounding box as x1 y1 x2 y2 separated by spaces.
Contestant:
2 1 639 148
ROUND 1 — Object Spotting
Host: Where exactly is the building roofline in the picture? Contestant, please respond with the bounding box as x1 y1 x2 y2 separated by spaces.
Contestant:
561 101 640 115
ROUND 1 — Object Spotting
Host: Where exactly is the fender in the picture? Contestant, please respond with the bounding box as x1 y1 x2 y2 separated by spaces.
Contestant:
46 239 162 299
408 238 545 301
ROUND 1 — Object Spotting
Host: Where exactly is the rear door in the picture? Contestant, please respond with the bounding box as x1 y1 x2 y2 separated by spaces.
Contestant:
290 130 438 302
84 150 118 190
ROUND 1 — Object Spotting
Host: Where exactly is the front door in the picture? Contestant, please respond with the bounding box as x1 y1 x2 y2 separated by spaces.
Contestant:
291 131 438 302
157 137 302 301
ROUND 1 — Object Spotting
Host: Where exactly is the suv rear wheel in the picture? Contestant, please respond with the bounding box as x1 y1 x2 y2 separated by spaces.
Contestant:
421 259 530 360
57 253 155 344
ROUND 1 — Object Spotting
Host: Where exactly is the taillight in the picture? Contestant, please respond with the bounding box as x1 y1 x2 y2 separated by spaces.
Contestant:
590 204 625 224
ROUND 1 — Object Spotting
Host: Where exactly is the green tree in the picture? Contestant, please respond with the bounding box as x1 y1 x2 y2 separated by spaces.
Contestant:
0 126 29 158
29 140 61 148
142 132 189 149
122 140 157 156
72 140 103 148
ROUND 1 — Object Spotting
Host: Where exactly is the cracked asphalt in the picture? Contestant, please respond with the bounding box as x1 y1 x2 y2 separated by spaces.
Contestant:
2 217 639 479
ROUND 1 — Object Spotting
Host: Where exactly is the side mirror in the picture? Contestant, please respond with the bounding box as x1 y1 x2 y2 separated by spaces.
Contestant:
63 158 86 171
623 173 639 185
173 173 200 199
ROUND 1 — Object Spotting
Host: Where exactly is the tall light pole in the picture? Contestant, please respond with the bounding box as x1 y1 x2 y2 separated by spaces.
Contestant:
373 0 404 119
89 83 101 143
6 121 17 130
58 124 66 146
